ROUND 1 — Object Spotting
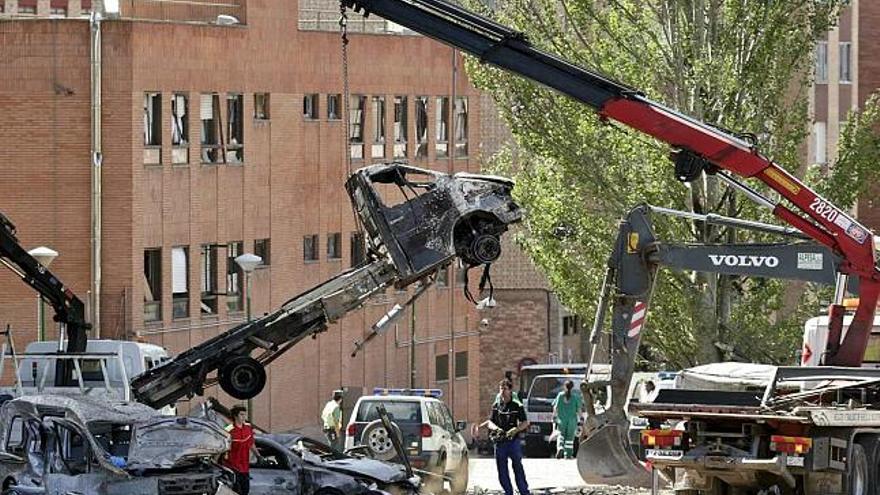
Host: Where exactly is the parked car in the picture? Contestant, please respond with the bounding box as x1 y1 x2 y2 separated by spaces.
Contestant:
344 388 468 494
0 394 230 495
250 433 420 495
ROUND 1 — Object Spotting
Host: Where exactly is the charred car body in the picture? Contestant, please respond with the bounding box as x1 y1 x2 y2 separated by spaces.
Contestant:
250 433 419 495
132 163 521 410
0 395 230 495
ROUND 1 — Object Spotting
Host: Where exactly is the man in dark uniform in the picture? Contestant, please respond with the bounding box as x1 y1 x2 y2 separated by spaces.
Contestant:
487 379 531 495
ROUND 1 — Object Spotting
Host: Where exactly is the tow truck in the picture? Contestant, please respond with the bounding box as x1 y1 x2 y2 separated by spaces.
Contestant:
131 163 522 409
330 0 880 492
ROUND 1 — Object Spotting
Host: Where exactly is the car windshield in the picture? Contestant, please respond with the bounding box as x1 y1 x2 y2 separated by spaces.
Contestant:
356 400 422 423
88 421 133 459
528 377 584 402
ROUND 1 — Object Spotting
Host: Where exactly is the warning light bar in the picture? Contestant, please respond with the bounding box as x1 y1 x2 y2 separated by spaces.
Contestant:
641 429 684 449
770 435 812 455
373 387 443 398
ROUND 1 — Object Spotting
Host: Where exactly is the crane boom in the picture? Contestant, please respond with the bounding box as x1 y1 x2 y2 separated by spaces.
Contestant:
342 0 879 366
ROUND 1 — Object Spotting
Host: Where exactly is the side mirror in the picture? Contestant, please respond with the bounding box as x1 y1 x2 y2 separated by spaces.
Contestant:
455 420 467 432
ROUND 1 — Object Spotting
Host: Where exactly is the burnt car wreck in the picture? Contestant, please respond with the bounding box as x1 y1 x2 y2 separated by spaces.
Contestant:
0 394 230 495
132 163 521 410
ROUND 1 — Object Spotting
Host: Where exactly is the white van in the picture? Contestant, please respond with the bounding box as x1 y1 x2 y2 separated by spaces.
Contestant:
16 340 171 390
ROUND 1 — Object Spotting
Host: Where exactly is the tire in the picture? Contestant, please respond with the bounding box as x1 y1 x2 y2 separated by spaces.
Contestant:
857 435 880 495
850 443 870 495
360 419 401 461
218 356 267 400
424 454 446 495
450 453 468 495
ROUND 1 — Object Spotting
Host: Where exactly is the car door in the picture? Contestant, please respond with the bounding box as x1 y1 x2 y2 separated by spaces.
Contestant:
43 419 113 495
438 403 465 470
248 438 300 495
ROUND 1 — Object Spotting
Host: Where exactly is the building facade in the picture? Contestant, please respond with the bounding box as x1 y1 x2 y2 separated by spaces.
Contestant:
0 0 495 431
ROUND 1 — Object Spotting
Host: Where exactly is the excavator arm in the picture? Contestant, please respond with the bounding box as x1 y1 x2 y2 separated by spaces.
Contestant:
0 212 91 386
341 0 879 367
578 204 848 485
131 163 522 409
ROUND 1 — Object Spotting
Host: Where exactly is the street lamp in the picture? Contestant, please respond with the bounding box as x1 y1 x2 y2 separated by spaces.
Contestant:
28 246 58 341
234 252 261 422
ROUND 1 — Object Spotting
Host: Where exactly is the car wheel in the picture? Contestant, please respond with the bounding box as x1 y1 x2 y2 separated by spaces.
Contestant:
850 443 869 495
423 454 446 495
361 419 401 461
218 355 267 400
450 453 468 495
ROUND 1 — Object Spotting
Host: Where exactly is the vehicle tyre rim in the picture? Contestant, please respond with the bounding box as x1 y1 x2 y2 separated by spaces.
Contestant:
367 426 393 455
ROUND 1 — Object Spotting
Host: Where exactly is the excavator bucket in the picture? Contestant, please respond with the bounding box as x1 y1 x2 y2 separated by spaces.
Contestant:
577 424 654 488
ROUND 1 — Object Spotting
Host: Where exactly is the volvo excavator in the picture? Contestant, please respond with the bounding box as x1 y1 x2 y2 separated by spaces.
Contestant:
332 0 880 491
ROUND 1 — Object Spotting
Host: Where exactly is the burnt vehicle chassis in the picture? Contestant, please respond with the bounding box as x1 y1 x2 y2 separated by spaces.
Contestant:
132 163 521 410
0 394 230 495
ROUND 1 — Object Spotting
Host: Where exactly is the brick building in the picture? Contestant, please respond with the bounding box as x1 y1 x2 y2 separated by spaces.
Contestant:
810 0 880 229
0 0 499 431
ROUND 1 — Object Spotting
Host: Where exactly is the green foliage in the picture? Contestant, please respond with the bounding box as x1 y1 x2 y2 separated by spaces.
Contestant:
466 0 877 369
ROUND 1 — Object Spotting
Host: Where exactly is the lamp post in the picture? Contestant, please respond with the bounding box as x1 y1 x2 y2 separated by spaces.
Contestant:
28 246 58 342
235 252 261 422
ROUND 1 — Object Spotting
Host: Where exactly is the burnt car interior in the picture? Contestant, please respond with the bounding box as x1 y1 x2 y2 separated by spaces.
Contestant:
252 441 291 470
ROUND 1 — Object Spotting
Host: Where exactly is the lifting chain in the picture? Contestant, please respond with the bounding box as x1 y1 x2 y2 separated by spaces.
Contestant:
340 1 365 237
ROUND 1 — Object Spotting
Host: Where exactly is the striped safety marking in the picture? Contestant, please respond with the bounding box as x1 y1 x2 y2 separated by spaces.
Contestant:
627 301 647 338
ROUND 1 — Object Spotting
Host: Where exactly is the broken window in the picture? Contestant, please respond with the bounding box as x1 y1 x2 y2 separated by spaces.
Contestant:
227 241 244 312
254 238 271 266
6 417 24 455
200 244 218 315
171 93 189 164
303 234 319 262
435 354 449 382
49 422 96 475
303 93 319 119
454 96 468 158
372 96 386 159
350 231 366 267
349 95 366 159
327 232 342 260
143 92 162 164
254 93 270 120
200 93 222 164
328 94 342 120
455 351 468 378
415 96 428 159
435 96 449 158
393 96 408 158
172 246 189 319
226 93 244 163
144 248 162 322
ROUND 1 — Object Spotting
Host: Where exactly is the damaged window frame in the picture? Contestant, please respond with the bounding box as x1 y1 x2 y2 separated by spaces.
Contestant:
200 92 223 165
327 93 342 120
254 93 270 120
454 96 468 158
415 95 428 159
171 92 189 165
393 95 408 159
349 95 366 160
303 234 319 263
143 91 162 165
226 93 245 164
371 95 386 159
200 244 220 315
303 93 319 120
435 96 450 158
143 248 162 323
227 241 244 313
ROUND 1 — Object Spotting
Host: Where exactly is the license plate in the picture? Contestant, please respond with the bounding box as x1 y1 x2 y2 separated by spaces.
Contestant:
645 449 683 460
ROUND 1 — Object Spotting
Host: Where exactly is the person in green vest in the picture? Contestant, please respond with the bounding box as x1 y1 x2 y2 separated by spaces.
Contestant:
552 380 582 459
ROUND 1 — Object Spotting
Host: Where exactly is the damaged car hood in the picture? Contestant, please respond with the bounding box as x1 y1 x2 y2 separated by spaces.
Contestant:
321 457 409 484
128 416 229 470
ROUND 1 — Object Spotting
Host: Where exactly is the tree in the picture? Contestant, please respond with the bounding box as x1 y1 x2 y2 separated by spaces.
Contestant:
466 0 880 368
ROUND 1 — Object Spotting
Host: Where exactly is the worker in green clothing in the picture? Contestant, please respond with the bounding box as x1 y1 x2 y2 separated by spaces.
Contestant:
321 390 344 451
551 379 582 459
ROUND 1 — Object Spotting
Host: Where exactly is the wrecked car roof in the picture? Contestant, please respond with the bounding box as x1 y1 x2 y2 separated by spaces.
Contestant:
3 394 163 424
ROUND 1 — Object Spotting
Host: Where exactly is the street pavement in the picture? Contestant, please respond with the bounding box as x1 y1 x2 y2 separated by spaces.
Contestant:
467 457 658 495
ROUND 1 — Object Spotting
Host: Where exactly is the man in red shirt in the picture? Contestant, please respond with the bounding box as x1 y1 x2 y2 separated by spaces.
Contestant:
224 405 260 495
